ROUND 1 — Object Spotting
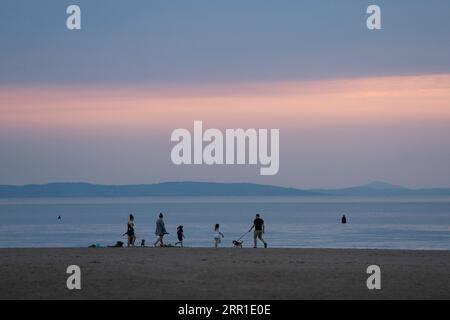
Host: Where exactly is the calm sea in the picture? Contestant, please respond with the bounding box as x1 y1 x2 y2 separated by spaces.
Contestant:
0 196 449 250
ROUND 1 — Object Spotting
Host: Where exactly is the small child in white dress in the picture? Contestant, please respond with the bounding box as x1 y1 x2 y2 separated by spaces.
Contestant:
214 224 224 248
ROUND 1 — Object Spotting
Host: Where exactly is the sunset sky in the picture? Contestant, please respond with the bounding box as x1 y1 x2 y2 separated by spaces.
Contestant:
1 0 450 188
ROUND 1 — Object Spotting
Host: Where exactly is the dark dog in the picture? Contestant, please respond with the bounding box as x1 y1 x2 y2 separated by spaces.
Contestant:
232 240 243 248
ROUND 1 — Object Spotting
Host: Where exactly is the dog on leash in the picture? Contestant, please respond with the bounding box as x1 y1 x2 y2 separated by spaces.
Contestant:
232 240 243 248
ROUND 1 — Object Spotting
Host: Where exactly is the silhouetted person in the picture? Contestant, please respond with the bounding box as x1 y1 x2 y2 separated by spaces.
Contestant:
249 213 268 248
154 213 167 247
126 214 136 247
341 214 347 224
175 225 185 247
213 224 224 248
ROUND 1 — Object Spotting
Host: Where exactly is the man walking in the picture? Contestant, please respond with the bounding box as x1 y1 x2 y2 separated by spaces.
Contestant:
249 213 267 248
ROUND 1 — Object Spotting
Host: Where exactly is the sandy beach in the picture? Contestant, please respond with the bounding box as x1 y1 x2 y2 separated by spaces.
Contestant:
0 248 449 300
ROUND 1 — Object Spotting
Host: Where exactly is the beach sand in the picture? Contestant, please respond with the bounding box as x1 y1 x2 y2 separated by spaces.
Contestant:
0 248 449 300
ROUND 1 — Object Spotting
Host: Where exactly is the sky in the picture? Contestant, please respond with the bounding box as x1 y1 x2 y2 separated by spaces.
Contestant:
1 0 450 188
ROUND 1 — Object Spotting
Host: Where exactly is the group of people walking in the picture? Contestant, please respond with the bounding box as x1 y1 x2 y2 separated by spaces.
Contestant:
125 213 268 249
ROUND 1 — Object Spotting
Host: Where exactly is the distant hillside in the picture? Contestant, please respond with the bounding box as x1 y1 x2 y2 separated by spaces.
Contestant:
0 182 317 198
312 181 450 197
0 181 449 198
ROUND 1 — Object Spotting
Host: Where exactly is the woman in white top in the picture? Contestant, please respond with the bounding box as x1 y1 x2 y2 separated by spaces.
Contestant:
214 224 224 248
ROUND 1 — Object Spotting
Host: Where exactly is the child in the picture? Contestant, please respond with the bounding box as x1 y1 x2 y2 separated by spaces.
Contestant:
214 224 224 248
175 225 185 247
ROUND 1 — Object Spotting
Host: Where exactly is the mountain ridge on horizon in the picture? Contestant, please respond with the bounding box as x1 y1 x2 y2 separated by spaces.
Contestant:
1 181 450 198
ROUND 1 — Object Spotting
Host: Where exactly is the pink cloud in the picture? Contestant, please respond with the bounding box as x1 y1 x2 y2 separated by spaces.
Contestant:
1 74 449 133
